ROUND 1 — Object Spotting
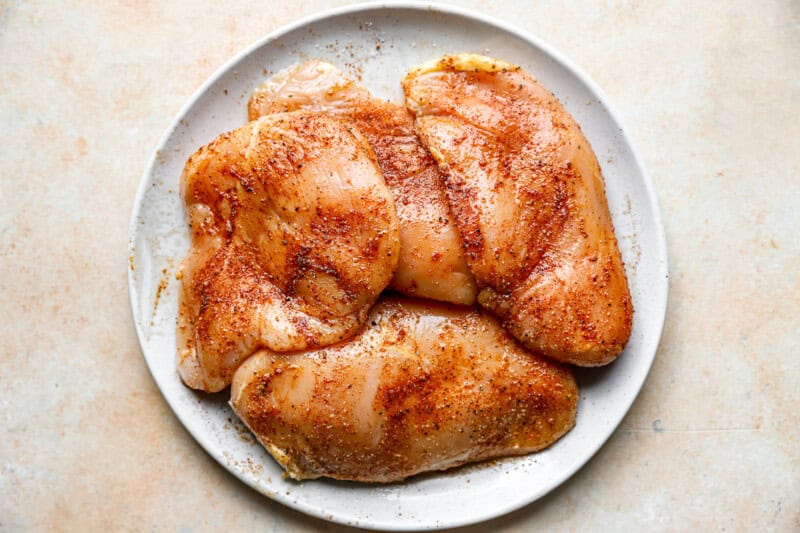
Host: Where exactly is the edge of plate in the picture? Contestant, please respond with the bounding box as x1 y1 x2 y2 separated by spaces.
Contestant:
127 1 669 530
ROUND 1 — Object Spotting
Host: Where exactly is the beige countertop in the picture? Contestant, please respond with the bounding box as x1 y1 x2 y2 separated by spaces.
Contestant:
1 0 798 530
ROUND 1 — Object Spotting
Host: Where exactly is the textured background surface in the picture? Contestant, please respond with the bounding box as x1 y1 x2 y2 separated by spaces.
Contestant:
1 0 798 530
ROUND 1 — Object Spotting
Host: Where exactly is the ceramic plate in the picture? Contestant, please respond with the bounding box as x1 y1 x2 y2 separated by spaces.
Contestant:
128 2 668 530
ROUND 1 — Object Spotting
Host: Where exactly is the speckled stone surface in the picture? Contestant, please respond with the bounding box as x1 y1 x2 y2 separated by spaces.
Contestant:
1 0 798 530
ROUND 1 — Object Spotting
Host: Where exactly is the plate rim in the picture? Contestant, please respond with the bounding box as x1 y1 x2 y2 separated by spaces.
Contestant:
127 1 669 530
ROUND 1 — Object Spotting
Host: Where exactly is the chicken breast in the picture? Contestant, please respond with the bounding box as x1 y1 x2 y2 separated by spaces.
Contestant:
403 54 633 366
249 61 477 305
230 296 578 483
177 111 400 392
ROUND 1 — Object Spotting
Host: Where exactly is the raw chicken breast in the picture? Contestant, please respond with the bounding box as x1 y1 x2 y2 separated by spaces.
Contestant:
177 111 400 392
230 296 578 482
249 60 477 305
403 54 633 366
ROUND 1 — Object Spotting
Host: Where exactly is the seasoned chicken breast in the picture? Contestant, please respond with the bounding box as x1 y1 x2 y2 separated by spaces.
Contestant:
249 61 477 305
230 296 578 483
177 111 400 392
403 54 633 366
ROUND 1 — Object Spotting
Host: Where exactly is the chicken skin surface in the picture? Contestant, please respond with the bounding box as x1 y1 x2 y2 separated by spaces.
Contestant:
177 111 400 392
230 296 578 483
403 54 633 366
249 60 477 305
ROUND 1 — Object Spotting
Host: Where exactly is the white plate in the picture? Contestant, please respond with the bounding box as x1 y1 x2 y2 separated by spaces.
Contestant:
128 2 668 530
